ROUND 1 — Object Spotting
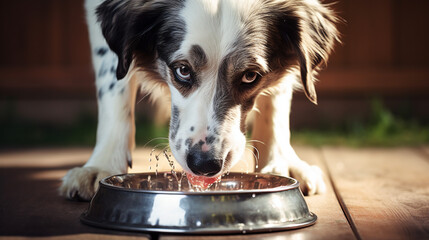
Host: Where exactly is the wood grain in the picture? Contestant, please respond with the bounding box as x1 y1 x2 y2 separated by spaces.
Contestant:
421 147 429 161
0 148 150 239
322 147 429 240
3 146 428 239
159 145 355 240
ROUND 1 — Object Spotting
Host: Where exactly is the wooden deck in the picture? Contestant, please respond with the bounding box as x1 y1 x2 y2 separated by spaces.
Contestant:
1 146 429 240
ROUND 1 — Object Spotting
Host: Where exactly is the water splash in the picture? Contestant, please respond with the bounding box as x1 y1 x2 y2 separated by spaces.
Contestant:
145 141 224 192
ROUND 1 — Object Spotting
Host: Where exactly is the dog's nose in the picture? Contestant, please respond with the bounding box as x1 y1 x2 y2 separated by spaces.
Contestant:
186 150 222 176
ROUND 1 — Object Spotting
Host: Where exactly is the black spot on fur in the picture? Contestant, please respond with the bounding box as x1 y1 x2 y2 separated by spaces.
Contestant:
190 126 194 132
176 138 182 151
98 88 104 100
206 135 216 145
110 65 116 74
169 105 180 140
109 82 115 91
98 62 109 77
185 138 193 150
212 127 219 136
96 47 108 56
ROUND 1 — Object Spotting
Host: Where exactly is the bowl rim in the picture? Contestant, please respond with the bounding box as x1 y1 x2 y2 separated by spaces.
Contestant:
99 172 301 195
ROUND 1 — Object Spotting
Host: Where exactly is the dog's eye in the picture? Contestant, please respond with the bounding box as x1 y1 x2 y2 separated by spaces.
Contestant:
174 66 192 83
242 71 260 84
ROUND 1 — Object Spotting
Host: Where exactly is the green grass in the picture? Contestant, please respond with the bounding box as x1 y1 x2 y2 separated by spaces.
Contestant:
1 99 428 149
291 99 429 147
0 114 169 148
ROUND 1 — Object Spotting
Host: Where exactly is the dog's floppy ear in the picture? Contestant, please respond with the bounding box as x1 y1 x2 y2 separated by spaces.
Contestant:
96 0 167 80
277 1 339 104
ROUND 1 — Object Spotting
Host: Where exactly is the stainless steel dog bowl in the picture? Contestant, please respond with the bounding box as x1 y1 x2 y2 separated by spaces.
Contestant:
81 172 317 234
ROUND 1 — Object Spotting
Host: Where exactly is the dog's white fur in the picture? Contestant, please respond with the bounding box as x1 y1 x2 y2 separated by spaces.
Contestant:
60 0 338 200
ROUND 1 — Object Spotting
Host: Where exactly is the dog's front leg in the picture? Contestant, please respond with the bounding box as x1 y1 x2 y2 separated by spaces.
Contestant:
59 0 136 200
251 80 326 195
59 53 137 200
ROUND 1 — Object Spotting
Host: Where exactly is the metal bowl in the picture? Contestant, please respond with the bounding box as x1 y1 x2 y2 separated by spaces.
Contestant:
81 172 316 234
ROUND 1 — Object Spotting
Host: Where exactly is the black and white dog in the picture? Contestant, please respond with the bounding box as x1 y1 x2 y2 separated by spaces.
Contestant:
60 0 338 200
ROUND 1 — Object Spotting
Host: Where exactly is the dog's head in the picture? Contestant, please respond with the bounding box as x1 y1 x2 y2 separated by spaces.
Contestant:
97 0 338 179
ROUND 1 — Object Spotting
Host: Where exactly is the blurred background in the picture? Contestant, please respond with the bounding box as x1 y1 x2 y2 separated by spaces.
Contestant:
0 0 428 149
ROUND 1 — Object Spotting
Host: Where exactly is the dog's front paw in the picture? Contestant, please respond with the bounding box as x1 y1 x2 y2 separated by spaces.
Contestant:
261 161 326 196
260 160 290 177
59 167 112 201
290 164 326 196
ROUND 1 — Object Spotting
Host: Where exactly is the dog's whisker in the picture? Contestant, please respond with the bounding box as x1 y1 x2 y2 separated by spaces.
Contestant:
136 91 152 105
246 144 260 161
245 147 259 170
247 139 266 145
246 141 263 169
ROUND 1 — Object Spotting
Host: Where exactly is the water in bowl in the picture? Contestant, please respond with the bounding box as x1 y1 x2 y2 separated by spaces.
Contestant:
142 144 261 191
104 171 292 193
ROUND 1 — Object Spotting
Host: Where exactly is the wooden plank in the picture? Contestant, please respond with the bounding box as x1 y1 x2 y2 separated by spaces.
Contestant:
0 148 90 168
421 146 429 159
160 145 355 240
322 147 429 240
0 148 150 240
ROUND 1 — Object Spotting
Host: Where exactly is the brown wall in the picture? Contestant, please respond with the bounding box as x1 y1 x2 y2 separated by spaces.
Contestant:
0 0 92 99
318 0 429 98
0 0 428 100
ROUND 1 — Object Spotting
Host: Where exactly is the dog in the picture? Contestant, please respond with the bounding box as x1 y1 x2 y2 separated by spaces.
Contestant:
60 0 338 200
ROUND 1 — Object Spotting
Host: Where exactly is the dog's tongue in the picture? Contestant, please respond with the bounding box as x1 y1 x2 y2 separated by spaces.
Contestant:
186 173 221 190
